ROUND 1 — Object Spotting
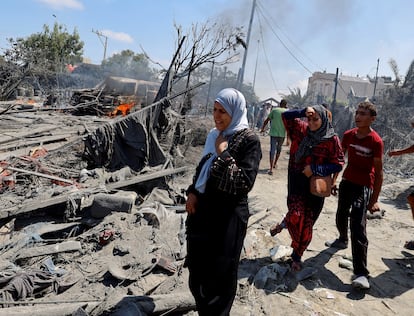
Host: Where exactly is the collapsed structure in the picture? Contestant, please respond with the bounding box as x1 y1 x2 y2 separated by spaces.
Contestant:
0 70 209 314
69 76 161 115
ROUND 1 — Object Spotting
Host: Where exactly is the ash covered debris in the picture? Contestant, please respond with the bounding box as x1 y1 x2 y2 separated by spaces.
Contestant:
0 80 210 315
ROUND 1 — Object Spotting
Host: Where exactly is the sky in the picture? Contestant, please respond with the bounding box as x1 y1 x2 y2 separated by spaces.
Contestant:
1 0 413 100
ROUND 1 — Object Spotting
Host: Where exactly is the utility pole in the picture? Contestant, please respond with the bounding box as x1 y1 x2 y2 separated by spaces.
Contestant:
236 0 256 90
252 40 260 90
373 58 380 100
332 68 339 106
92 29 108 62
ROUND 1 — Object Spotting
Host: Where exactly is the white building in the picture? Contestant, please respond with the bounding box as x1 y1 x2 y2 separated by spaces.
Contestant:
306 71 393 104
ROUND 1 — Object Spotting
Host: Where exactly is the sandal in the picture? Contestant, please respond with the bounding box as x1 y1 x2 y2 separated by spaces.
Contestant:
404 240 414 250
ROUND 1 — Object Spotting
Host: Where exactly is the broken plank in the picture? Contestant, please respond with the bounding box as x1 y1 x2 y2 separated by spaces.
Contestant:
2 302 100 316
0 135 70 153
35 222 82 236
247 208 272 228
99 292 196 315
106 166 190 190
0 126 60 145
0 167 191 219
4 166 75 185
1 194 72 219
16 240 82 260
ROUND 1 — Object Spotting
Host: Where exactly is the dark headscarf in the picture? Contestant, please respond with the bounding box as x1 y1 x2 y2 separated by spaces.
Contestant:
295 104 336 162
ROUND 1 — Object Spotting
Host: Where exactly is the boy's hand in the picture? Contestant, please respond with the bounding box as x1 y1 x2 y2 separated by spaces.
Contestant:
368 201 381 213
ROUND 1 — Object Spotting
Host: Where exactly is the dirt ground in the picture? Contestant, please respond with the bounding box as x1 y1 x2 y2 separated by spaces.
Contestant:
225 132 414 316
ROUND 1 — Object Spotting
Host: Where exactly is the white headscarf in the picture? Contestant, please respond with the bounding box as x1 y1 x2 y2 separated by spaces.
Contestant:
195 88 249 193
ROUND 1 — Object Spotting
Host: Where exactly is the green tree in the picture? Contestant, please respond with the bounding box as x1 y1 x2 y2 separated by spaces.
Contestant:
101 50 157 81
0 56 29 101
281 87 309 108
5 22 83 74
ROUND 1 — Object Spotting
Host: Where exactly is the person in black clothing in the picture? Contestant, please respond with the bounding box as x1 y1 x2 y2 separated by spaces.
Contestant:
185 88 262 315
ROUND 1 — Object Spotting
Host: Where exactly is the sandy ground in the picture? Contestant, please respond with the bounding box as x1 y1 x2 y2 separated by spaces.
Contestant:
225 132 414 316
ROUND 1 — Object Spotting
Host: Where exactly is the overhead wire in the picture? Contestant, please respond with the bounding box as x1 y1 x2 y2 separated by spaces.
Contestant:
257 0 325 72
255 9 278 92
254 0 356 102
336 79 349 97
255 0 317 76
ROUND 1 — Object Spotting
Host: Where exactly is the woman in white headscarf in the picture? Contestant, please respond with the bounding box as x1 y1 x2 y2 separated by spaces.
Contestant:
185 88 262 315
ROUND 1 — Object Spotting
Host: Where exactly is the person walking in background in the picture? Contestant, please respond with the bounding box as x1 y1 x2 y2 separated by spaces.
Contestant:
326 101 383 290
388 118 414 250
260 99 288 175
247 103 256 128
253 102 261 129
185 88 262 315
256 102 271 131
271 105 344 272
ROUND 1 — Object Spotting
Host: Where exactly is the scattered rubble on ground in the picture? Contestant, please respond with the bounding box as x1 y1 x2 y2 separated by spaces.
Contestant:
0 93 209 315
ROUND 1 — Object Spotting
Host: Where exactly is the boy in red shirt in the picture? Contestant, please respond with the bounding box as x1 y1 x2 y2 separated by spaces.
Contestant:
326 101 383 290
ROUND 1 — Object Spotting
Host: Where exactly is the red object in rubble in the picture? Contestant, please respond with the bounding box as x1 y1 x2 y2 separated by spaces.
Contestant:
0 162 15 190
99 229 115 245
30 146 48 158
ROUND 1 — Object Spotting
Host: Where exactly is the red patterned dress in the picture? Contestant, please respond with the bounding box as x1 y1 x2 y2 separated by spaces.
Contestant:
282 108 344 263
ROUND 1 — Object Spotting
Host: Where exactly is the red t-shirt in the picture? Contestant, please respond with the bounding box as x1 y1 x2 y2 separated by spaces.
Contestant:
342 128 383 188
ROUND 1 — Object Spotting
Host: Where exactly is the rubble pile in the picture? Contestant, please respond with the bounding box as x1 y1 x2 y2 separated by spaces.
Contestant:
0 98 201 315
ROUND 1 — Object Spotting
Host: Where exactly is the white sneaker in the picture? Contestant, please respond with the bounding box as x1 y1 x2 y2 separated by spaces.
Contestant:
352 275 370 289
